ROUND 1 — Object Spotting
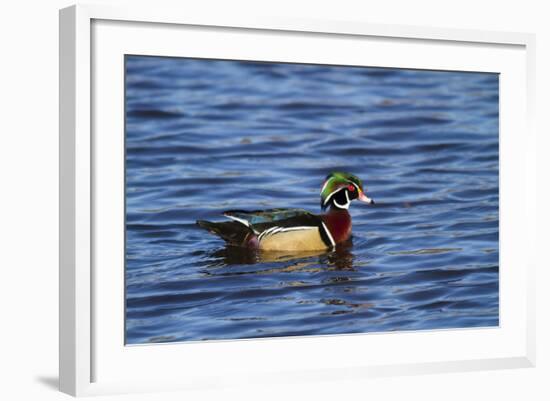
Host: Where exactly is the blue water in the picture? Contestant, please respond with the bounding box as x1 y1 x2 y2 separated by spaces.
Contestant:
125 56 499 344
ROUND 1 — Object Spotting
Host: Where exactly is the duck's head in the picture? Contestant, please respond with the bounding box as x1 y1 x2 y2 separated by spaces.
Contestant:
320 172 374 211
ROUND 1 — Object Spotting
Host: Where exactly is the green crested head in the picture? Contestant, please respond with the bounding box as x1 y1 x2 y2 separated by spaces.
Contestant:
320 172 374 210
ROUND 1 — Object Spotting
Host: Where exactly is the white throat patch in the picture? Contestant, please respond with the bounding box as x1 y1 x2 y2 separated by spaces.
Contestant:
332 189 350 209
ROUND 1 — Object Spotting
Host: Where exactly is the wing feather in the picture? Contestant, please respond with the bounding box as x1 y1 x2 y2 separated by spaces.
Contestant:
223 208 314 225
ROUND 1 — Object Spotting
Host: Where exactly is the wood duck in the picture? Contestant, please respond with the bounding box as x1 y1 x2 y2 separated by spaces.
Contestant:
196 172 374 251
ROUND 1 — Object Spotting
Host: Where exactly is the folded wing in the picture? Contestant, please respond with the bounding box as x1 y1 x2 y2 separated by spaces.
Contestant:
223 208 314 227
197 208 334 251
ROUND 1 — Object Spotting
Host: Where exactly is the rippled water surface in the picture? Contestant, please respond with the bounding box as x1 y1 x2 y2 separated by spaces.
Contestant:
125 56 499 344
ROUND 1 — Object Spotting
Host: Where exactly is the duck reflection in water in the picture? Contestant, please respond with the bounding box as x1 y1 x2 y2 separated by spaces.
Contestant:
207 238 356 271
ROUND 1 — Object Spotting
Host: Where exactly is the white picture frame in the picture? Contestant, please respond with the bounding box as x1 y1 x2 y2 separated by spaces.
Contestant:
59 4 536 397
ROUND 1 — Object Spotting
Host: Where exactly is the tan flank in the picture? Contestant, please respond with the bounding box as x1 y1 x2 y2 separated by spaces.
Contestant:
259 227 328 251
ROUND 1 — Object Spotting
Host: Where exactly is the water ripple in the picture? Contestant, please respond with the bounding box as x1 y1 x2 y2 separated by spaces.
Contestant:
125 56 499 344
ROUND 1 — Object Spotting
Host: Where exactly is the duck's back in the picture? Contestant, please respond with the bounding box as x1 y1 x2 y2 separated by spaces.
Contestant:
198 208 335 251
233 209 331 251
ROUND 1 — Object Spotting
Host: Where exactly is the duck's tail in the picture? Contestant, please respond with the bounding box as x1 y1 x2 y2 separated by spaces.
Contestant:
196 220 255 246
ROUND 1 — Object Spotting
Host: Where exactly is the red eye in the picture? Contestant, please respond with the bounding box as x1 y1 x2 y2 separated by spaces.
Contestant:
348 184 355 192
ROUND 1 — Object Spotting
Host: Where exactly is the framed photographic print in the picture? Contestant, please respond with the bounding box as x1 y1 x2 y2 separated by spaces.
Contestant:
59 4 536 396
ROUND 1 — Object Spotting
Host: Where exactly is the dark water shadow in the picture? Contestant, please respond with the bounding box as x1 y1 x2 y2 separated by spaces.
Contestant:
207 240 356 270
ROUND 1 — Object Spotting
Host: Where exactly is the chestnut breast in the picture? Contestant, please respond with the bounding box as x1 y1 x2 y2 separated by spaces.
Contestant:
322 210 352 244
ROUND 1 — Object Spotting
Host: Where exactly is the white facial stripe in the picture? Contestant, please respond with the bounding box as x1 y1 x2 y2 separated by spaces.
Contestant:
323 186 345 205
333 196 350 209
320 177 335 194
323 185 354 207
346 181 362 196
330 186 351 209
